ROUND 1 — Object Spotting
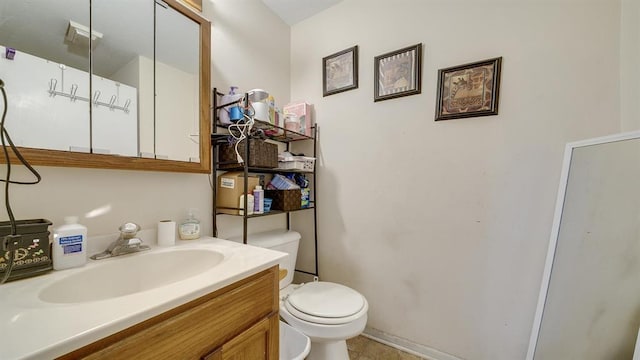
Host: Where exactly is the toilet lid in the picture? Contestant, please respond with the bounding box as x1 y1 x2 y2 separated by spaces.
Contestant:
285 282 366 324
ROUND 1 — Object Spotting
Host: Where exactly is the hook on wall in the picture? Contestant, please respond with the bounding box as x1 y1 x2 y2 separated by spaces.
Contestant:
108 95 117 110
92 90 101 105
70 84 78 101
46 80 132 114
48 79 58 96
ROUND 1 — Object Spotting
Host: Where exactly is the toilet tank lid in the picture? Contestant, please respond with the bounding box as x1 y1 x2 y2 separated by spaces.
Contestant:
228 229 301 247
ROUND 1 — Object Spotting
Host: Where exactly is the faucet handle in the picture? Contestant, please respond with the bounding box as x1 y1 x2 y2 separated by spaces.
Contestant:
126 237 142 246
119 222 141 237
123 237 150 253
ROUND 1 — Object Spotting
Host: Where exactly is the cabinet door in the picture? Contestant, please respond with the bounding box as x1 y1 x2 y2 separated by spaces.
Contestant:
221 315 278 360
202 348 222 360
61 267 278 360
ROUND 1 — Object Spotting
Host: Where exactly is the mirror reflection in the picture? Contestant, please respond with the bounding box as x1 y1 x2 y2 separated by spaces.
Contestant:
91 0 154 157
155 1 201 162
533 137 640 359
0 0 90 153
0 0 204 163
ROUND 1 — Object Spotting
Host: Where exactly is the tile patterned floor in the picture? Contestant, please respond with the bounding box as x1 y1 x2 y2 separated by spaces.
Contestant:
347 336 424 360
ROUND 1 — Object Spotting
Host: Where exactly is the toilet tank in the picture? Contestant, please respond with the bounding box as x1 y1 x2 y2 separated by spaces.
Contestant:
229 229 300 289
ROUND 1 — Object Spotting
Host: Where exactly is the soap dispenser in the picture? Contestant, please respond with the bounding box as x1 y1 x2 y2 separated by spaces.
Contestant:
178 209 201 240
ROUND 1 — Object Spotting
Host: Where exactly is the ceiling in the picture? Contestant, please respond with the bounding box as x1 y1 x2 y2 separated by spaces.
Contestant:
261 0 343 25
0 0 341 80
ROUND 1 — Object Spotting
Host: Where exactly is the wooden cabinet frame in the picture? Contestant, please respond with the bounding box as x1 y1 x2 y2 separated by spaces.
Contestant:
58 266 279 360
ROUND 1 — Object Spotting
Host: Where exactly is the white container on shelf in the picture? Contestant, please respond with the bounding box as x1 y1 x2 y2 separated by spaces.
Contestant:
278 156 316 171
239 194 254 215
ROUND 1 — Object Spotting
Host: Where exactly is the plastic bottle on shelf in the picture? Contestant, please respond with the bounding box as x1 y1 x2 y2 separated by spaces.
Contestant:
253 185 264 214
284 113 300 133
265 107 284 136
239 193 254 215
219 86 242 125
52 216 87 270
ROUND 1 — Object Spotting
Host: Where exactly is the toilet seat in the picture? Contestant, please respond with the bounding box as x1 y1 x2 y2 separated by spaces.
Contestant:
284 282 367 325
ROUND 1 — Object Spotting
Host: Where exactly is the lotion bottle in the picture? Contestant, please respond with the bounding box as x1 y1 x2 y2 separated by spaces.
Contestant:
53 216 87 270
179 209 201 240
253 185 264 214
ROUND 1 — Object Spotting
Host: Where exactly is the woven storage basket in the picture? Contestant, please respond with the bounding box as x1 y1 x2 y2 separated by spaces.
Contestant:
265 189 301 211
0 219 53 282
219 139 278 169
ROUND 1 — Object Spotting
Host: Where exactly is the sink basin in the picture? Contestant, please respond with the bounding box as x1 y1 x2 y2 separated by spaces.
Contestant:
39 248 225 304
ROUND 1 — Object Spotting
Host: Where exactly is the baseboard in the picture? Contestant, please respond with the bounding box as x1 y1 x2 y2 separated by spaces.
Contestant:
362 327 464 360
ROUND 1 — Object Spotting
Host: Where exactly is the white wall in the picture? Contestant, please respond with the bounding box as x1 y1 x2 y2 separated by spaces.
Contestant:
207 0 292 240
290 1 621 359
209 0 290 104
0 0 289 244
621 0 640 131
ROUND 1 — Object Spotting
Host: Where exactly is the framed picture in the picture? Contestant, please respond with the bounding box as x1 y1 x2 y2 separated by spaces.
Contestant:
323 45 359 97
435 57 502 121
374 44 422 102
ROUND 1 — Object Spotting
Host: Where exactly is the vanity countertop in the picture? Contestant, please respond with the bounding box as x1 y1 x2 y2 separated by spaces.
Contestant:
0 237 286 360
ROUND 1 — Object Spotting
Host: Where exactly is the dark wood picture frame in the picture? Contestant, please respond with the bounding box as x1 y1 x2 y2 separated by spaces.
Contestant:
323 45 359 97
374 44 422 102
435 57 502 121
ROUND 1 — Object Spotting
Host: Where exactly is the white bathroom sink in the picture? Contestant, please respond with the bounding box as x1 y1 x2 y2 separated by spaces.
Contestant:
39 248 225 303
1 237 286 360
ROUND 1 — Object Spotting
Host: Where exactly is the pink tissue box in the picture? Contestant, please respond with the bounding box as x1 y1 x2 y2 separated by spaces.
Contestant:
283 102 314 137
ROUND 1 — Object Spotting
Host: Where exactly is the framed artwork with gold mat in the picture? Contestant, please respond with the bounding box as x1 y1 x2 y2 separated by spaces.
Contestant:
435 57 502 121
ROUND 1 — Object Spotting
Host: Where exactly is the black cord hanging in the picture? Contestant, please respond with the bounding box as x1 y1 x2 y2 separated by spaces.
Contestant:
0 79 42 284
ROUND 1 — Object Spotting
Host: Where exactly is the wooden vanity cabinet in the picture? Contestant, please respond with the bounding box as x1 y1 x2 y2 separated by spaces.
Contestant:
58 266 279 360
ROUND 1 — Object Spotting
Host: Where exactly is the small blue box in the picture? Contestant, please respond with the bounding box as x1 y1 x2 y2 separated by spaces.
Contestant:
301 188 310 208
263 198 273 212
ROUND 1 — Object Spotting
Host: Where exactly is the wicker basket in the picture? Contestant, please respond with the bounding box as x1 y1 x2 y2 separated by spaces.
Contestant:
265 189 302 211
219 139 278 169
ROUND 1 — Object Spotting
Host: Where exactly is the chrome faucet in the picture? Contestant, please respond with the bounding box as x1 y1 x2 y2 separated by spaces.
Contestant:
90 222 150 260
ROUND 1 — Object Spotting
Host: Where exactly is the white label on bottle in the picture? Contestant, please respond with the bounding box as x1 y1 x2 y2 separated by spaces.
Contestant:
181 223 200 235
221 177 235 189
59 235 83 254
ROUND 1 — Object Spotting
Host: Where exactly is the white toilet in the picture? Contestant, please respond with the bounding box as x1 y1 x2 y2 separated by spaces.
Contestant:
235 230 369 360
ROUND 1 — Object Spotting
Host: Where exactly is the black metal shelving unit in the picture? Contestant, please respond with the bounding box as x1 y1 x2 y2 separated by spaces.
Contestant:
211 88 319 277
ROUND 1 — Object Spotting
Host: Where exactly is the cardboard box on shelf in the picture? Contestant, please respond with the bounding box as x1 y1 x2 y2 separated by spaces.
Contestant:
283 102 314 137
217 172 260 215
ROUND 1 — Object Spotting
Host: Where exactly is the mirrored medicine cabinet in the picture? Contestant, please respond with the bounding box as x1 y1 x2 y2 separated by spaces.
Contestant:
0 0 211 173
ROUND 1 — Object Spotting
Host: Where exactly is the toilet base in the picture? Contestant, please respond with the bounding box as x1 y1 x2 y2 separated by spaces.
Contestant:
307 339 349 360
